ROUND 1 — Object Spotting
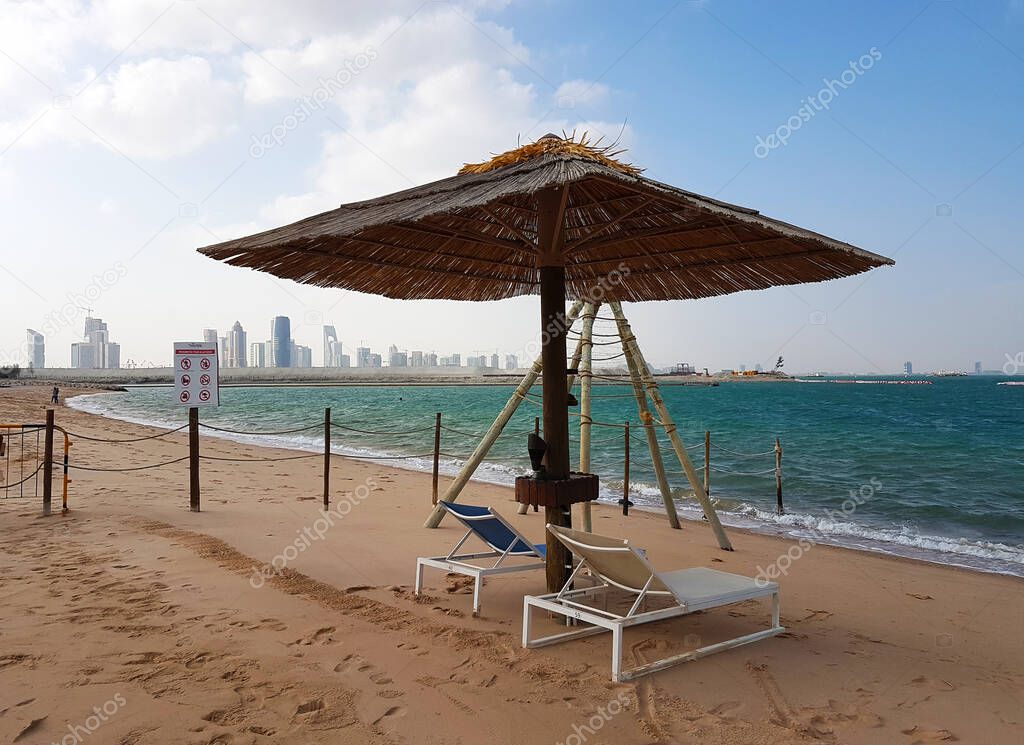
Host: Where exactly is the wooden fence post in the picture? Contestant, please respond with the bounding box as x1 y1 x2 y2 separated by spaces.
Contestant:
704 430 711 498
42 409 54 516
431 412 442 505
621 421 631 516
775 437 784 515
189 407 200 512
323 408 331 509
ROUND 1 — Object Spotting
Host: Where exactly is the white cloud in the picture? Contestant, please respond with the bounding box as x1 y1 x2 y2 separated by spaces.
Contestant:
4 55 239 159
553 79 610 109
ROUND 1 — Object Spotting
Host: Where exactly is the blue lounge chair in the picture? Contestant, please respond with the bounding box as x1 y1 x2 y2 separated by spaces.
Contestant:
415 501 546 615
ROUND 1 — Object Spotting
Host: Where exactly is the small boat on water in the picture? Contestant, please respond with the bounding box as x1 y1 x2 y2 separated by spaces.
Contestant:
997 381 1024 386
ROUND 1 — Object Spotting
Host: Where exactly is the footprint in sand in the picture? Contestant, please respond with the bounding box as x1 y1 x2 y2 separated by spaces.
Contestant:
397 642 429 657
292 626 337 646
910 676 955 692
901 725 957 742
372 705 407 726
334 653 394 685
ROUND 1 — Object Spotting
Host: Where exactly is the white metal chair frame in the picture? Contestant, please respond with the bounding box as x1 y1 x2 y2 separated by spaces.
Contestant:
415 505 546 616
522 526 783 681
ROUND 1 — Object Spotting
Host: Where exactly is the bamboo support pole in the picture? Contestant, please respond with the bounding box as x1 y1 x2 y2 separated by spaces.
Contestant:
577 301 597 532
424 300 586 528
613 308 680 529
609 302 733 551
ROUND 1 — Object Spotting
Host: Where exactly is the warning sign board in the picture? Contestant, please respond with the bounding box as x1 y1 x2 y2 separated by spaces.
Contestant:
174 342 220 408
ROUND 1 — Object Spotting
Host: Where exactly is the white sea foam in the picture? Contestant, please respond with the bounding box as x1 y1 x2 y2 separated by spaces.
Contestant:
68 392 1024 578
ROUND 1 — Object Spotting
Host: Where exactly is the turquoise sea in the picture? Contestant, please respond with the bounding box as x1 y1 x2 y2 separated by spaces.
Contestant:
70 376 1024 577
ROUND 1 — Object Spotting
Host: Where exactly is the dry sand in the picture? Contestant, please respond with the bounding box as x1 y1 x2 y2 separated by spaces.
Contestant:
1 385 1021 744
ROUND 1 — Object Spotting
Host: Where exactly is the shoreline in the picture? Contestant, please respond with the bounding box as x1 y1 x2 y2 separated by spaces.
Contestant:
2 384 1022 744
67 388 1024 580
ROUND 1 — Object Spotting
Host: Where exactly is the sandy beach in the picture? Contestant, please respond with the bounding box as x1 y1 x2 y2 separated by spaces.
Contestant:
1 385 1021 745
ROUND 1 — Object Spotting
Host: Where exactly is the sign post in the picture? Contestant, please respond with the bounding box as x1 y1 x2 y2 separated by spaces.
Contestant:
174 342 220 512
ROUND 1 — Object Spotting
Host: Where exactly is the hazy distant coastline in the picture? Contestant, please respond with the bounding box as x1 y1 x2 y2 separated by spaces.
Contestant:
11 367 793 387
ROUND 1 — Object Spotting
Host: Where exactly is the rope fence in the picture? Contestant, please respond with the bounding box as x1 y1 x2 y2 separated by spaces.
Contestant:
7 405 789 518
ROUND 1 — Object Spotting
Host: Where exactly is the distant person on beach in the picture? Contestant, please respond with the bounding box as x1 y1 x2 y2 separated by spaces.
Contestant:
51 386 59 404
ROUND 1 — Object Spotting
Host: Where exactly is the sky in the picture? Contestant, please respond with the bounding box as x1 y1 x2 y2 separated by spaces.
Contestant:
2 0 1023 374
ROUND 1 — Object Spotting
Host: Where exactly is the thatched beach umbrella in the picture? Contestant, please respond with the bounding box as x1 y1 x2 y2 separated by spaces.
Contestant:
199 134 893 589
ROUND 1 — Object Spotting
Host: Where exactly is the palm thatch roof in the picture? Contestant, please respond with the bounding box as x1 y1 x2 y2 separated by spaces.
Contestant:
199 135 893 302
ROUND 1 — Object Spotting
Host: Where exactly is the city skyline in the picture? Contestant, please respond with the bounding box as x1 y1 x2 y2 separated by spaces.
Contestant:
12 313 1010 375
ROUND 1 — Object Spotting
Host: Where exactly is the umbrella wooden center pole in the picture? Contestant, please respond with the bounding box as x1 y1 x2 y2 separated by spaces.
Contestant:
539 264 572 591
537 186 572 592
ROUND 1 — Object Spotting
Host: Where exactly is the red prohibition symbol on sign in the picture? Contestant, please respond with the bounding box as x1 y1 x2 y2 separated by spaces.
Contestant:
199 389 211 402
180 374 191 387
180 357 192 370
199 374 211 386
179 390 191 403
199 358 211 370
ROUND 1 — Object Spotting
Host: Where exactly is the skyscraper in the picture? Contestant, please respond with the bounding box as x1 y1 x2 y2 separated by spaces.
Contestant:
203 328 219 362
291 343 312 368
71 317 120 369
904 361 913 375
271 316 291 367
249 342 266 368
356 346 371 368
227 321 247 368
410 350 423 367
388 345 407 367
323 325 339 367
505 354 518 370
71 342 96 369
25 329 44 369
974 361 982 375
490 353 499 369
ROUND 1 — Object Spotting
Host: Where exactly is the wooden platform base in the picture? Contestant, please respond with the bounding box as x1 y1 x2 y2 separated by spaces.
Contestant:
514 472 599 509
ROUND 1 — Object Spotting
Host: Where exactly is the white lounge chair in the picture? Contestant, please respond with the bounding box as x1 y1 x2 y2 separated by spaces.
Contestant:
523 525 783 681
415 501 546 615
